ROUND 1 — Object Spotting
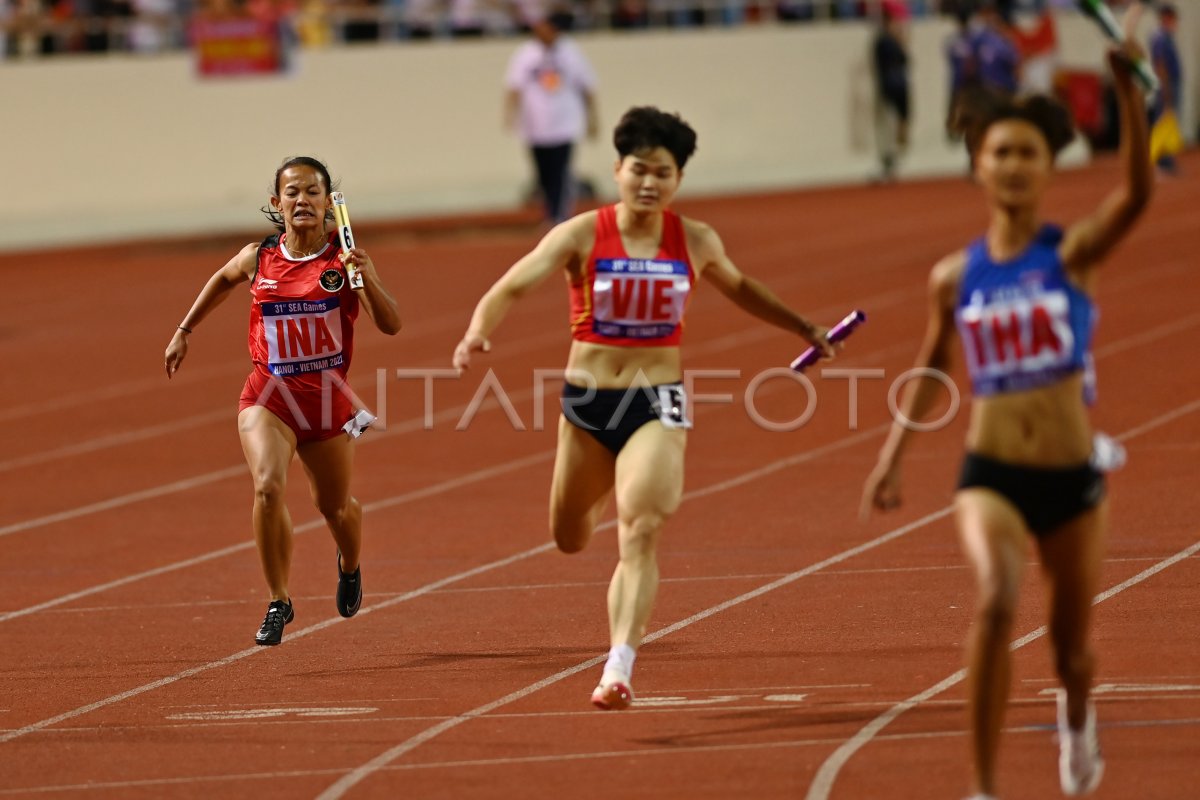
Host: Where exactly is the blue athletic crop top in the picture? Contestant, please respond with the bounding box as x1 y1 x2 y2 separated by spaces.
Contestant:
955 225 1096 401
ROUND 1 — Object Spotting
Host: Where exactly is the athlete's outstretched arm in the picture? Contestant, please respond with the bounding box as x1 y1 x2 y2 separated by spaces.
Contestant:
861 251 961 519
164 244 257 378
452 218 585 373
1060 43 1152 275
689 220 831 354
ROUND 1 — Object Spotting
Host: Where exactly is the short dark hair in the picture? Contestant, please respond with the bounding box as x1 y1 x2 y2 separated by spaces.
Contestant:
613 107 698 170
261 155 338 231
950 88 1075 161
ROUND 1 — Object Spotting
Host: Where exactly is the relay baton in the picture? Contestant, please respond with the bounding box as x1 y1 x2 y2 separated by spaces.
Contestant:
1076 0 1159 95
330 192 364 290
790 310 866 372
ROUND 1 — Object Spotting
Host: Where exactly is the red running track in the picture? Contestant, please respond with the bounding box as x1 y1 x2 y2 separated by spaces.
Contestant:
0 153 1197 799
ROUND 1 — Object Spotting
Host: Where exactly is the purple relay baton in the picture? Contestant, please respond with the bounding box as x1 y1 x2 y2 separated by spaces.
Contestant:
789 310 867 372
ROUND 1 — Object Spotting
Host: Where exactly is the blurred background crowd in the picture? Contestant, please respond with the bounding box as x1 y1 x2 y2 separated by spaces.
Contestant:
0 0 1112 60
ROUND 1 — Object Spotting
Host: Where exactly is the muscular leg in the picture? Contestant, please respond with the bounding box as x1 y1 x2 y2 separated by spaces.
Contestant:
608 423 686 650
238 406 298 602
297 432 361 572
549 416 616 554
1037 501 1108 728
955 489 1030 798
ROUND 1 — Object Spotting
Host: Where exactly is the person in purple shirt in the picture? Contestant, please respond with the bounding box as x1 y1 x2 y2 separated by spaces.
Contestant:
1149 3 1183 173
970 1 1020 96
946 6 977 137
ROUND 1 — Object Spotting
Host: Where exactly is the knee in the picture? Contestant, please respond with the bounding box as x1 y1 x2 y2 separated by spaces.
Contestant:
552 518 590 554
315 495 353 527
974 582 1020 634
252 474 286 509
618 513 666 560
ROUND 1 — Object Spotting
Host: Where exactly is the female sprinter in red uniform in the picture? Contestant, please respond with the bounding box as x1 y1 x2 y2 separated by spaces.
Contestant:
453 107 833 710
862 39 1151 800
164 156 401 646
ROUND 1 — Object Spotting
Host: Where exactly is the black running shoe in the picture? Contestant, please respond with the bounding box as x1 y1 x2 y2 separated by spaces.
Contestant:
255 599 294 646
336 552 362 618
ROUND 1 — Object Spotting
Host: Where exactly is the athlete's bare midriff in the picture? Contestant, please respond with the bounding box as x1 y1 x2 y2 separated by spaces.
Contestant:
965 373 1093 466
565 340 682 388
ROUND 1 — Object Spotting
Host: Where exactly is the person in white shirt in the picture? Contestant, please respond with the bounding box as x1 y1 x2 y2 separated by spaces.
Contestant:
503 16 598 225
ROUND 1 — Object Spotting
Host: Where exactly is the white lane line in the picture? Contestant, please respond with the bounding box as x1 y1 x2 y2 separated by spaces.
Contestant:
0 366 237 424
1093 310 1200 359
0 465 248 539
312 502 956 800
1113 397 1200 443
9 717 1199 796
0 425 886 743
48 557 1175 617
0 409 228 474
803 537 1200 800
15 693 1200 738
27 556 1166 617
0 451 553 624
315 395 1200 799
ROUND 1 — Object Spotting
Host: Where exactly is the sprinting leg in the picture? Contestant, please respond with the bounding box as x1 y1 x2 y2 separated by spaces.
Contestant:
239 407 299 645
239 406 298 602
298 432 361 569
1038 501 1108 796
955 489 1030 798
592 422 685 710
549 415 616 554
298 431 364 617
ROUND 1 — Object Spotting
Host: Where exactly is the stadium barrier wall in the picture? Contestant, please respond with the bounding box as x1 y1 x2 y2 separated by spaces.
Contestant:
2 11 1193 252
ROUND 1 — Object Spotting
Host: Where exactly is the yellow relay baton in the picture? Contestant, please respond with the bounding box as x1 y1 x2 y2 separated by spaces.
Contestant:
330 192 364 290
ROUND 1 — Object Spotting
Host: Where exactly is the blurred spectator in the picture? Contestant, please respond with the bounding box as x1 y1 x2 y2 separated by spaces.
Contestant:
776 0 815 23
873 0 910 181
944 3 975 136
402 0 437 38
971 1 1019 95
832 0 862 19
541 0 573 31
1148 2 1183 174
447 0 482 36
76 0 114 52
504 14 598 224
10 0 53 56
340 0 380 42
128 0 177 52
446 0 515 37
670 0 710 29
0 0 9 58
610 0 648 29
293 0 332 46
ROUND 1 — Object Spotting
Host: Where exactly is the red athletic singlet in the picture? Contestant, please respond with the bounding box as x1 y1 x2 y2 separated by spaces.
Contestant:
569 205 695 347
239 232 360 441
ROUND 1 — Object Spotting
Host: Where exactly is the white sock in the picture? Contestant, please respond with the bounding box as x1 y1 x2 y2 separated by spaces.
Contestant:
602 644 636 683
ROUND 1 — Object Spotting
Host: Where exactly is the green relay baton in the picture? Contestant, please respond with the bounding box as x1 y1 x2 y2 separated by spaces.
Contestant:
1076 0 1160 95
